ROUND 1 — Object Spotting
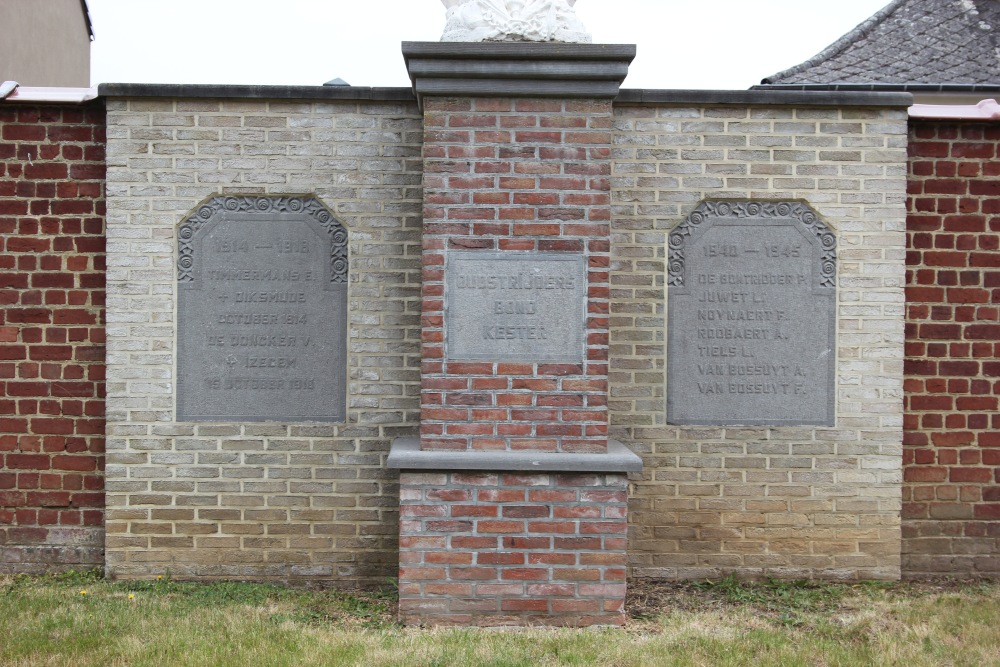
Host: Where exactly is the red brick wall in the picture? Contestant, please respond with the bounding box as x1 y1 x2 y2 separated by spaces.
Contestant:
0 102 106 572
904 119 1000 577
420 98 611 454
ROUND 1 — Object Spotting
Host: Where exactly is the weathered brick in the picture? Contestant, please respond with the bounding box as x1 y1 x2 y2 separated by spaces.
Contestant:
614 101 906 584
0 101 106 574
6 84 966 591
399 471 628 626
904 119 1000 578
100 95 423 585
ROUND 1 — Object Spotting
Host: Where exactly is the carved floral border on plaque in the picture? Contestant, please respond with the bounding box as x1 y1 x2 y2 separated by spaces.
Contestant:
174 194 349 423
177 196 348 284
668 200 837 289
665 199 837 426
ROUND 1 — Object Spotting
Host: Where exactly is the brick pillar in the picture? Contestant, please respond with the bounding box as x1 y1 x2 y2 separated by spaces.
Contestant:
0 102 106 572
419 94 612 455
390 42 640 627
904 119 1000 577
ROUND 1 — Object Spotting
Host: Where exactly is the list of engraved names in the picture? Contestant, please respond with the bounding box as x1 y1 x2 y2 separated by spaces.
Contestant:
177 214 347 422
668 219 835 426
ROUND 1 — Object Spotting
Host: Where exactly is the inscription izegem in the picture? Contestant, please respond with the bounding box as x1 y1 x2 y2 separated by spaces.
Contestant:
667 201 836 426
446 253 586 362
177 197 347 422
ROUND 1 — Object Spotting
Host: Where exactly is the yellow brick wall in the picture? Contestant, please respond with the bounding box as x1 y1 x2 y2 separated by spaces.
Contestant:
104 95 908 584
610 103 907 580
104 97 422 584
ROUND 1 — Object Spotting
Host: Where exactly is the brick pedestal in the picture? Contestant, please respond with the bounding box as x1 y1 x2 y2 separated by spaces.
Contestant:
399 470 628 626
390 42 640 627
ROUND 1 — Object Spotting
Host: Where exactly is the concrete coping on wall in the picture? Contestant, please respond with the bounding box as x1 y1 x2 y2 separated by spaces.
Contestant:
96 83 418 101
94 83 912 109
387 438 644 473
616 88 913 107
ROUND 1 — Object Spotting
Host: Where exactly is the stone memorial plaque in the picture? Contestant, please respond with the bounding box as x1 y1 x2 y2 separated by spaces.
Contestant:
446 252 586 362
667 201 836 426
176 196 347 422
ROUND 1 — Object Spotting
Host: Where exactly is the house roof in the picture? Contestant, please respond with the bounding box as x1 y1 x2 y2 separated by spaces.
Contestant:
761 0 1000 87
81 0 94 39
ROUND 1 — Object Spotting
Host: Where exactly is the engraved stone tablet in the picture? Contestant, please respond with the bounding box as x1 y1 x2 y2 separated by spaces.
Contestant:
446 252 586 362
176 196 347 422
667 201 836 426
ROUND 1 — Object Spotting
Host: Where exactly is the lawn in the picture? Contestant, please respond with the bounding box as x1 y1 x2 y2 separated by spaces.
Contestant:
1 571 998 666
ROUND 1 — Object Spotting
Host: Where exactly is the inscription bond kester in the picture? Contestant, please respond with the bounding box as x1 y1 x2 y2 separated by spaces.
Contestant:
177 196 347 422
446 252 586 362
667 201 836 426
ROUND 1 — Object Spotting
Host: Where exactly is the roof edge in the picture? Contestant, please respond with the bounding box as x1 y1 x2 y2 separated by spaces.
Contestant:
910 98 1000 120
761 0 905 85
1 83 98 103
753 83 1000 93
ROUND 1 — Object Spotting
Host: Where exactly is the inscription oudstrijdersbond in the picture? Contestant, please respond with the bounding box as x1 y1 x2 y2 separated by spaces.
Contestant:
177 196 347 422
446 252 586 363
667 201 836 426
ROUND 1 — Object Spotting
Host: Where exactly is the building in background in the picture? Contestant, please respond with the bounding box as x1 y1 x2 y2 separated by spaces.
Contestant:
758 0 1000 104
763 0 1000 578
0 0 93 88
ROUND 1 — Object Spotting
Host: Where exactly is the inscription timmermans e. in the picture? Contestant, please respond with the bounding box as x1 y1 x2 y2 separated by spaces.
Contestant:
667 201 836 426
446 253 586 362
176 196 347 422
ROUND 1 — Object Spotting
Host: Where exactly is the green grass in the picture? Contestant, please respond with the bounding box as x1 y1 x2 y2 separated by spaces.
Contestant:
2 571 999 666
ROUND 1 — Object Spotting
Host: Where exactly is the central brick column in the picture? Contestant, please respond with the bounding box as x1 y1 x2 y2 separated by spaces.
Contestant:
390 42 640 627
421 96 612 453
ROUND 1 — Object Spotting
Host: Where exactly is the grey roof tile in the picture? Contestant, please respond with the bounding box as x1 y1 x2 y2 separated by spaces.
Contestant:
762 0 1000 85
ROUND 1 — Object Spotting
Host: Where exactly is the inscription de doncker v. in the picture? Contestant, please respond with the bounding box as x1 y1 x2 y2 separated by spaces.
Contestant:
667 201 836 426
446 252 586 362
177 196 347 422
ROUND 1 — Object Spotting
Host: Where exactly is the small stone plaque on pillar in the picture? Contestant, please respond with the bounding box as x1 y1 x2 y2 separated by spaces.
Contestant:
446 252 586 363
176 196 348 422
667 201 836 426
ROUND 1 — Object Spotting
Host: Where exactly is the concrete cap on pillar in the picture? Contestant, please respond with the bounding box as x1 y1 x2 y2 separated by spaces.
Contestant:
401 41 636 108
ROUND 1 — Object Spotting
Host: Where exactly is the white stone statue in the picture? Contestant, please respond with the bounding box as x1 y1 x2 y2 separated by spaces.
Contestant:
440 0 592 43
